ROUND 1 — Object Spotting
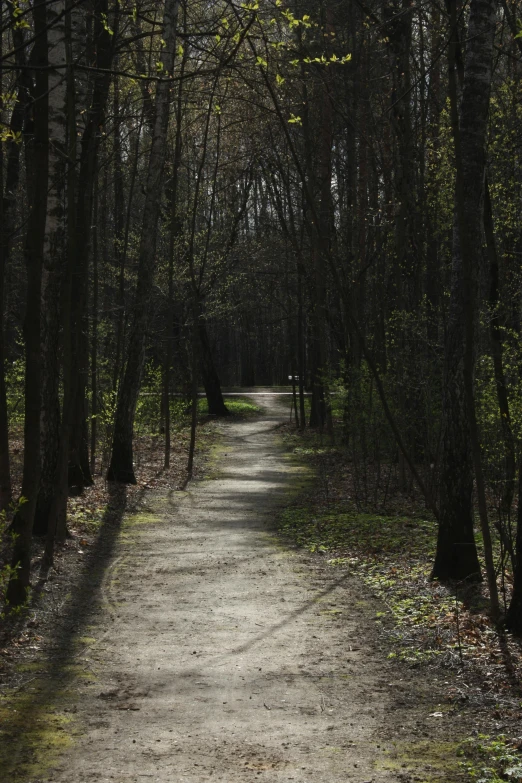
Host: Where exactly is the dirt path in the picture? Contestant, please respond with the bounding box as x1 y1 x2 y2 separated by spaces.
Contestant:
3 396 466 782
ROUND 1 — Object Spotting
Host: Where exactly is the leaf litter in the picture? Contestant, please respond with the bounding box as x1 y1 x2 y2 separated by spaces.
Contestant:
278 422 522 782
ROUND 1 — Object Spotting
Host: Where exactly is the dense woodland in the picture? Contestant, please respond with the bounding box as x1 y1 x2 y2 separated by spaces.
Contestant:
0 0 521 631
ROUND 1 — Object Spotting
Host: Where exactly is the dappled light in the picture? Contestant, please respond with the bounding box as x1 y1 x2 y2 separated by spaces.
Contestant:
1 0 522 780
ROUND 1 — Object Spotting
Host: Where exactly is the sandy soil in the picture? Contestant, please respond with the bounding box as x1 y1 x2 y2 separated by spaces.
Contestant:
2 395 471 783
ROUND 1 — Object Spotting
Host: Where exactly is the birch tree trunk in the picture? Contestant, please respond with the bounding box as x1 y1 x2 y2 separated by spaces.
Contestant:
41 7 78 566
41 6 79 566
107 0 180 483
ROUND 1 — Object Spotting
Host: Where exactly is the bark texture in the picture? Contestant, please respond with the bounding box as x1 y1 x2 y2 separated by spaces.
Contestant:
0 20 11 513
433 0 497 582
34 0 67 535
199 316 229 417
506 460 522 633
0 0 34 513
6 0 48 606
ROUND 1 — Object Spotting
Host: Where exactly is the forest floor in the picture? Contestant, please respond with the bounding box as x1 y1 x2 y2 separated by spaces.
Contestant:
1 394 522 782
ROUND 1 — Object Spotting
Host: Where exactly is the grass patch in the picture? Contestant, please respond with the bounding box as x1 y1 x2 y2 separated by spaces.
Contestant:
198 397 261 417
279 507 436 558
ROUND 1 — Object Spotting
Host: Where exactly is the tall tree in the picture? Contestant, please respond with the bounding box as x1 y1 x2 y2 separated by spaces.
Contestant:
68 0 116 493
6 0 49 606
108 0 180 483
432 0 498 592
33 0 67 536
0 0 11 513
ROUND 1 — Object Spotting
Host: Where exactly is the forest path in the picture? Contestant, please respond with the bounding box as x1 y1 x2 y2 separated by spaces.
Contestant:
10 395 457 783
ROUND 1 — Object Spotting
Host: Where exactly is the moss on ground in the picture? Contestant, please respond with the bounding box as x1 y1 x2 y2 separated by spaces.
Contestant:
122 511 160 529
376 740 462 782
0 677 78 781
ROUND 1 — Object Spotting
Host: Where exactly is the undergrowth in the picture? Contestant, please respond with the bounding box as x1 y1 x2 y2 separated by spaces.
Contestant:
278 503 459 665
278 428 522 684
459 735 522 782
279 426 522 780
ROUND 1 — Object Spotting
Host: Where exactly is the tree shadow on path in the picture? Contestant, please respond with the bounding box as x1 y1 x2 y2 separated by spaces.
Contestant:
0 482 142 782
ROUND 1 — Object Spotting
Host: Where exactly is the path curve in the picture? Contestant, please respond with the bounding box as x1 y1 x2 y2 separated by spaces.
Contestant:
35 396 398 782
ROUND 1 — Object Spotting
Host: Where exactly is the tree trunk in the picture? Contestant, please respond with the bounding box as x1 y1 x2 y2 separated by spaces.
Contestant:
90 176 99 475
199 315 229 417
432 221 482 581
52 5 79 544
107 0 180 483
425 4 443 346
111 69 126 393
307 4 334 430
42 13 78 563
0 0 35 515
506 457 522 633
187 316 199 476
0 16 11 513
164 45 186 467
34 0 67 535
484 178 516 516
6 0 48 606
68 0 115 492
297 271 306 431
432 0 498 591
